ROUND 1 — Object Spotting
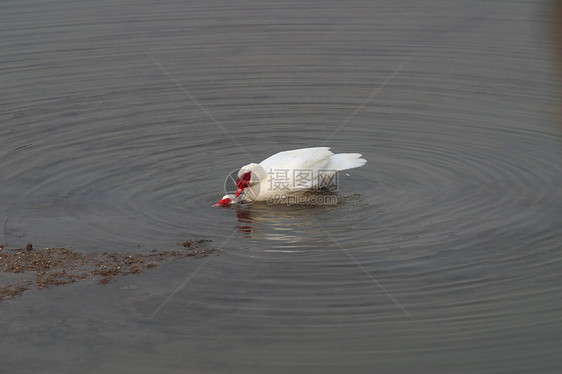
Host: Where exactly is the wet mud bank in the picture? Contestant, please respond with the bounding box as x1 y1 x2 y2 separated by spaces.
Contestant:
0 240 217 301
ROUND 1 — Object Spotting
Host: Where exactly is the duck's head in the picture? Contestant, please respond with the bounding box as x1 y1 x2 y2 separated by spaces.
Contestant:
235 163 266 197
213 194 239 207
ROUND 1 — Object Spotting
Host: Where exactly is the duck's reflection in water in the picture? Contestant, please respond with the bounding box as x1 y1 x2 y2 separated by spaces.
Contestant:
234 206 253 237
230 191 340 240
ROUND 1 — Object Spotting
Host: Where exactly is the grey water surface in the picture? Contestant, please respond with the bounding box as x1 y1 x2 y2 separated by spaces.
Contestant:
1 0 561 373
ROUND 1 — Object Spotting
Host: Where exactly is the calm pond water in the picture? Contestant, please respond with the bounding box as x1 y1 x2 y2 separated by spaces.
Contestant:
1 0 561 373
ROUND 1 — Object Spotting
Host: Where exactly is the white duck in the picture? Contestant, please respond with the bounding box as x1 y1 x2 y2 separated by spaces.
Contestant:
214 147 366 206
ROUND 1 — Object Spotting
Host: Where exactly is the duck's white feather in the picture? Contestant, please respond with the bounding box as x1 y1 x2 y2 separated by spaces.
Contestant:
259 147 334 172
244 147 366 201
325 152 367 171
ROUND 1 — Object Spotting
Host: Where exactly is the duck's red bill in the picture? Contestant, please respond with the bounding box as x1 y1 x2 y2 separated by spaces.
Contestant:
212 197 232 207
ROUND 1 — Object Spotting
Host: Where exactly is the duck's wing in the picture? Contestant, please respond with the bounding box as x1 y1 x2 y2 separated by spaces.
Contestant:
259 147 333 171
258 148 334 193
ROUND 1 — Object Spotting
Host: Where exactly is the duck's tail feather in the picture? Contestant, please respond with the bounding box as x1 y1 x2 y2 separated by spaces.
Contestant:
327 153 367 171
